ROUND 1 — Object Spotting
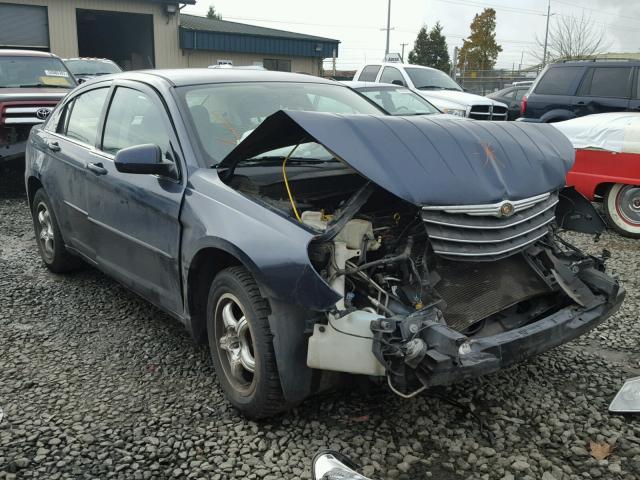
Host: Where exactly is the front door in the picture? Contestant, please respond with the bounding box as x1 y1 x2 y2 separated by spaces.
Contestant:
87 82 185 315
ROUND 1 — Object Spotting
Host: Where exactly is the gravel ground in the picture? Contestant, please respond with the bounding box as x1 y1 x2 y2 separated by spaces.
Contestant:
1 159 640 480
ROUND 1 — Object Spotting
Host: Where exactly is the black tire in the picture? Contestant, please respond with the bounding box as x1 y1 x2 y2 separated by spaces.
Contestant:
206 266 287 418
31 188 80 273
603 183 640 238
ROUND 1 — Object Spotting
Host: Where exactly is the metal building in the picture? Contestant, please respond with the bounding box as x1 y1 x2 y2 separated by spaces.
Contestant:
0 0 339 75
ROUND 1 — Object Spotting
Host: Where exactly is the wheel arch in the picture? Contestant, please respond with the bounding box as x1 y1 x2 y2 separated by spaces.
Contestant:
26 175 43 208
184 239 319 404
594 182 614 200
541 109 575 123
185 244 250 344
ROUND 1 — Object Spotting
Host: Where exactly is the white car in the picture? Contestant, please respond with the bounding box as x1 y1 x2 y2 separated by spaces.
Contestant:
354 62 508 120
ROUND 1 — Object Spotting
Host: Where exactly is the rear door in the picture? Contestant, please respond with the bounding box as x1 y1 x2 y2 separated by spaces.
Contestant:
87 81 185 315
572 66 632 117
38 86 110 261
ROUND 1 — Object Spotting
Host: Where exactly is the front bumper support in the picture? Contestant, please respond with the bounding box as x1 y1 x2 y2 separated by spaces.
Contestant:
414 286 624 387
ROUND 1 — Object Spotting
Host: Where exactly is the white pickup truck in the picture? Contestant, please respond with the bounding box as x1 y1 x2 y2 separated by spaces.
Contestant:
354 62 508 120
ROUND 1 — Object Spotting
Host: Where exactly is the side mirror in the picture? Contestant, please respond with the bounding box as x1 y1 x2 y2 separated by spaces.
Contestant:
114 144 177 179
391 79 405 86
312 451 371 480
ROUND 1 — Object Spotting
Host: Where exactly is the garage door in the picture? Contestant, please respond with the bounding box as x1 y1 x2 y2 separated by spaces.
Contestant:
0 4 49 49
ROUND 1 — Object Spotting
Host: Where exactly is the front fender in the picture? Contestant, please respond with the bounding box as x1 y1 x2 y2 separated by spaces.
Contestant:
180 170 340 311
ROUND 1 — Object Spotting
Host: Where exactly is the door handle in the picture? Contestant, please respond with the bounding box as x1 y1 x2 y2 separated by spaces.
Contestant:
86 162 107 175
576 101 586 105
47 141 61 152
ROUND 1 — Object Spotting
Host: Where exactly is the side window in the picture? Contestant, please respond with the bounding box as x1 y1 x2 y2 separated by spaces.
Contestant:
579 67 632 98
102 87 171 158
534 67 582 95
358 65 381 82
379 66 405 86
63 88 109 145
514 88 527 102
307 93 358 114
636 69 640 99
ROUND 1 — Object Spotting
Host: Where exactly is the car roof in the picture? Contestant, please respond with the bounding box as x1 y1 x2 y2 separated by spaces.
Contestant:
0 49 59 58
550 60 640 67
63 57 116 63
112 68 340 87
360 62 436 71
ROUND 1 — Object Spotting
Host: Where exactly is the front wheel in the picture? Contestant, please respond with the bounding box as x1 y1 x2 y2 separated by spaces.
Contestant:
604 183 640 238
206 266 288 418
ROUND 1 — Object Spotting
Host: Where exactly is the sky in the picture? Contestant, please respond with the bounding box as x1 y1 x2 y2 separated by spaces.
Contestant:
182 0 640 71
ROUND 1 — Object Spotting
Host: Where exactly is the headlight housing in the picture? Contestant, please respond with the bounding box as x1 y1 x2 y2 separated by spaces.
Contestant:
442 108 467 117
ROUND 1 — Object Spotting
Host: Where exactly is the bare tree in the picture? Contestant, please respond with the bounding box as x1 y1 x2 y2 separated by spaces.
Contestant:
533 12 610 63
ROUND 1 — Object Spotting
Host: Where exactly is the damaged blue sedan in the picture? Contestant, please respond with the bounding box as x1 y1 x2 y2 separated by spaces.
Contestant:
25 69 624 418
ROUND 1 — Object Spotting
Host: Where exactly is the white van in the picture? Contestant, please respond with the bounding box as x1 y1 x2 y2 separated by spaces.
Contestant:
354 63 508 120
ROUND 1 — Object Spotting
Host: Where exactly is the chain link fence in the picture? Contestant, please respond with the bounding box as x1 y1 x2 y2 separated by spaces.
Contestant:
455 68 541 96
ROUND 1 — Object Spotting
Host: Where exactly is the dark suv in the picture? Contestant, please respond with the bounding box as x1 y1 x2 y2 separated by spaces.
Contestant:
520 60 640 123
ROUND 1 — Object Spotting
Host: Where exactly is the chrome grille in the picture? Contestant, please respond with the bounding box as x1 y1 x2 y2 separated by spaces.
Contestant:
422 192 558 261
469 105 508 121
1 103 57 125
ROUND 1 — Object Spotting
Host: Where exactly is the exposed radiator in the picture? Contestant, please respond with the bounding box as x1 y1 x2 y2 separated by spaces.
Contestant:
434 254 551 331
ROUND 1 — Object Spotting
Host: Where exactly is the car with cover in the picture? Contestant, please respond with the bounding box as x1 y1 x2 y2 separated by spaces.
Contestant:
520 60 640 123
553 112 640 238
1 49 76 163
353 62 508 120
25 69 624 418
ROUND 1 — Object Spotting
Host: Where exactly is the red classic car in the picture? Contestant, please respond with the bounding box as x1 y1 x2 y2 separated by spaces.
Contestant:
554 113 640 238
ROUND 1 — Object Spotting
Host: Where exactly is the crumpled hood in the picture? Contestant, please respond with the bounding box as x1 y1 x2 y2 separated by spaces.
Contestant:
219 111 575 206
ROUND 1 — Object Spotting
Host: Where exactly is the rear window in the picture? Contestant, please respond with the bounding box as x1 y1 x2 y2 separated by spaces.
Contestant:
534 66 582 95
358 65 381 82
578 67 632 98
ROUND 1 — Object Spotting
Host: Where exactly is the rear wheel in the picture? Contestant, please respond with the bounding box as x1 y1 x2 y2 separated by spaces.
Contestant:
206 266 287 418
604 183 640 238
31 189 80 272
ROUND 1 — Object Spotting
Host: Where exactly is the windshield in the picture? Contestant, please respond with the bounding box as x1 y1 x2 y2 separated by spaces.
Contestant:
359 87 440 115
180 82 384 165
404 67 462 91
0 56 76 88
65 59 121 76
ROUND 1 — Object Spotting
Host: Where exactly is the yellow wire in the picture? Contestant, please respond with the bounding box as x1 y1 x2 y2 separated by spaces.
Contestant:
282 143 302 222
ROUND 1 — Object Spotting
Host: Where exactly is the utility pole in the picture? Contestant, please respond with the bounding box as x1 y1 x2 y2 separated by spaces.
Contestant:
400 42 408 61
451 46 459 79
385 0 391 55
519 50 524 71
542 0 551 67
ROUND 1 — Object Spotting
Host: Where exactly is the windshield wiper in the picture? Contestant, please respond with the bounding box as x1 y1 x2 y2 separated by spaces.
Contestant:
417 85 445 90
17 83 70 89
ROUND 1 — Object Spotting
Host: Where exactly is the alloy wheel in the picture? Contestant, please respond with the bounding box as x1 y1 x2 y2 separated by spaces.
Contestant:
36 202 55 261
214 293 256 393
